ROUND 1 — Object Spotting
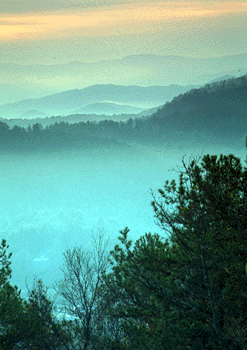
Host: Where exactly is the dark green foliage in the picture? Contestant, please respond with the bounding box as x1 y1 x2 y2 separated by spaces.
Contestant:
0 240 71 350
98 152 247 349
150 153 247 349
0 239 25 349
23 279 72 349
1 148 247 349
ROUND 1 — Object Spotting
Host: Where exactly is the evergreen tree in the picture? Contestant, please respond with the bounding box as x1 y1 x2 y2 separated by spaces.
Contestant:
0 239 71 349
151 153 247 349
0 239 26 349
100 151 247 349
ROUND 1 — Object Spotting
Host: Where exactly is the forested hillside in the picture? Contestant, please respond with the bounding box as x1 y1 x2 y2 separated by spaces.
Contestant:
0 75 246 152
148 74 247 137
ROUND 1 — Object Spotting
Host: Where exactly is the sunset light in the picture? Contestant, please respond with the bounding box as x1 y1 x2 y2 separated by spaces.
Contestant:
1 2 246 41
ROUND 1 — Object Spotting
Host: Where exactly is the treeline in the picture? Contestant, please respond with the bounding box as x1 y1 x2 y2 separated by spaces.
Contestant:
0 120 131 152
149 74 247 137
1 151 247 349
0 117 168 152
169 74 247 105
1 75 246 152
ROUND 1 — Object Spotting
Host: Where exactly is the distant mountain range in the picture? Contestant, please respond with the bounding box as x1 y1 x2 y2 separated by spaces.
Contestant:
0 84 199 119
0 74 244 131
0 53 245 104
0 75 246 151
74 102 144 115
0 106 161 129
21 109 47 118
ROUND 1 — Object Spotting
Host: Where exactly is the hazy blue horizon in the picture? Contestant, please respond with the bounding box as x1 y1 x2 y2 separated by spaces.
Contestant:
1 143 246 297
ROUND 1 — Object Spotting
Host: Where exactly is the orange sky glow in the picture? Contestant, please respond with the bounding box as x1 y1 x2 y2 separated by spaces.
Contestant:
0 2 246 42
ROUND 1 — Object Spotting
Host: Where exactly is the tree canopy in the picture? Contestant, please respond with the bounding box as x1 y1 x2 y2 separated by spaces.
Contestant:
1 150 247 349
0 239 71 349
99 152 247 349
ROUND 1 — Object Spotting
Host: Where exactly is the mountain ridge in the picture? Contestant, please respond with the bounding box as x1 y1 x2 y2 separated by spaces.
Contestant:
1 74 246 151
144 74 247 146
0 53 245 104
0 83 200 118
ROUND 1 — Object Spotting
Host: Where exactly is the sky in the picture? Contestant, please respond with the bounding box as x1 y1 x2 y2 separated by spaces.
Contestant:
0 0 246 65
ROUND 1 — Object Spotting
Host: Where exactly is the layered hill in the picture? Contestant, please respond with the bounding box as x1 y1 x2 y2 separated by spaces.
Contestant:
0 53 246 104
74 102 144 115
0 75 246 152
0 84 199 119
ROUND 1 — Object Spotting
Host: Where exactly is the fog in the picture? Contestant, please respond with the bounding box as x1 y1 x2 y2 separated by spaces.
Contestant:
0 142 246 299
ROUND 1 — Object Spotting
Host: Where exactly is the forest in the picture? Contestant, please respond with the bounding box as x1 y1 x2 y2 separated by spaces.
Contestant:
1 150 247 349
0 74 246 153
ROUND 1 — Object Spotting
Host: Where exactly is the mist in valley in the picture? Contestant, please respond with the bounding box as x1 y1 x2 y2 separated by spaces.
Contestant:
0 141 246 300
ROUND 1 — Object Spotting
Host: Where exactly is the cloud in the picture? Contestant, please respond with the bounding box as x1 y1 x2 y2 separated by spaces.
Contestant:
1 0 246 14
0 2 246 42
0 0 135 14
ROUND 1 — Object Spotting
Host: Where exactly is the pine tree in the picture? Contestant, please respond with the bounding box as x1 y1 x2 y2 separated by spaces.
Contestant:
151 153 247 349
100 151 247 349
0 239 71 349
